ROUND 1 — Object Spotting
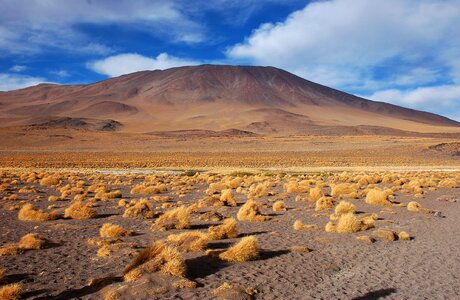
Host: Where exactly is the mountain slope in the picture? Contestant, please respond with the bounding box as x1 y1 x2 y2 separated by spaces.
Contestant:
0 64 458 135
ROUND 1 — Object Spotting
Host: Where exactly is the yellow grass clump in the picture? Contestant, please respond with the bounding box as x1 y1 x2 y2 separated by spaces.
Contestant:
237 200 269 222
0 244 23 256
220 189 237 206
293 220 318 231
398 231 411 241
356 235 375 244
331 183 358 198
0 267 5 280
18 233 46 250
123 199 157 219
309 187 324 202
209 236 260 262
315 197 334 211
365 189 393 206
100 223 131 238
272 201 286 212
18 204 59 222
39 176 60 186
123 240 186 281
438 179 456 188
374 229 397 241
325 221 336 233
64 202 98 220
334 201 356 215
407 201 422 212
0 284 22 300
208 218 239 240
153 206 190 230
167 231 209 252
336 213 374 233
284 181 309 193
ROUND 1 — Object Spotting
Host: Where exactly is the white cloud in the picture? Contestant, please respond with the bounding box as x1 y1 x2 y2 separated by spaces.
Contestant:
9 65 27 72
365 85 460 119
0 73 47 91
228 0 460 90
50 70 70 78
0 0 205 55
88 53 201 77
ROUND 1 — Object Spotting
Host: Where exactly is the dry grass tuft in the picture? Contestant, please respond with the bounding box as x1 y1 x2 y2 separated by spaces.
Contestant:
123 199 157 219
220 189 237 206
293 220 318 231
336 213 374 233
153 206 190 231
237 200 269 222
18 233 46 250
334 201 356 215
123 240 186 281
325 221 336 233
212 282 257 299
356 235 375 244
18 204 59 222
100 223 131 238
0 268 5 280
208 218 239 240
315 197 334 211
209 236 260 262
374 229 397 241
309 187 324 202
407 201 422 212
167 231 209 252
64 202 98 219
0 284 22 300
398 231 411 241
272 201 286 212
0 244 23 256
365 189 393 206
289 246 311 252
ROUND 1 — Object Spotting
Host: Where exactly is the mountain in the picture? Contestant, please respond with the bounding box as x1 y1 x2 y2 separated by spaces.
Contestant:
0 64 458 136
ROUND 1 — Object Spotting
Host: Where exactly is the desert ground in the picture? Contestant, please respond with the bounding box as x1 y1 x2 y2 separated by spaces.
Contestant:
1 164 459 299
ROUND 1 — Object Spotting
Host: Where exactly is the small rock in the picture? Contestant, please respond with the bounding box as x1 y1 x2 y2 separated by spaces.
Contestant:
436 195 458 202
433 211 444 218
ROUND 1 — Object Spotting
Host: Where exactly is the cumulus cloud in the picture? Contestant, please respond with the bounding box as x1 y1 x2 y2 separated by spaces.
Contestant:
0 73 47 91
0 0 205 55
365 85 460 119
88 53 201 77
228 0 460 88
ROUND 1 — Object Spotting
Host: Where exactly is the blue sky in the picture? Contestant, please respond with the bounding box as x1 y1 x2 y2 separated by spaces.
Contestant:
1 0 459 120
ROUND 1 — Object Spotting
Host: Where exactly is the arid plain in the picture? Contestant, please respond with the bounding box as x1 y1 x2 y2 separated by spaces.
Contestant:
1 65 460 299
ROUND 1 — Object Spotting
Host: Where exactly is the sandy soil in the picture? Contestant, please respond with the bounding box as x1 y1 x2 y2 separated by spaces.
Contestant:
0 170 459 299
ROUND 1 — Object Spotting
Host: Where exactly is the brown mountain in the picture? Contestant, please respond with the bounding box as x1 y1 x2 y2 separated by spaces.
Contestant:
0 64 458 136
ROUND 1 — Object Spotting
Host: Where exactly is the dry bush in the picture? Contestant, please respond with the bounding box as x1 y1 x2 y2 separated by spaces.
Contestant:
289 246 311 252
64 202 98 219
407 201 422 212
334 201 356 215
40 176 60 186
336 213 374 233
220 189 237 206
0 267 4 280
123 199 157 219
272 201 286 212
48 195 61 202
356 235 375 244
209 236 259 262
18 233 46 250
153 206 190 230
0 244 23 256
365 189 393 206
18 204 59 222
284 180 309 193
208 218 239 240
398 231 411 241
373 229 397 241
200 211 224 222
237 200 269 222
247 183 268 198
100 223 131 238
315 197 334 211
293 220 318 231
438 179 456 188
123 240 185 281
167 231 209 252
0 284 22 300
325 221 336 233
